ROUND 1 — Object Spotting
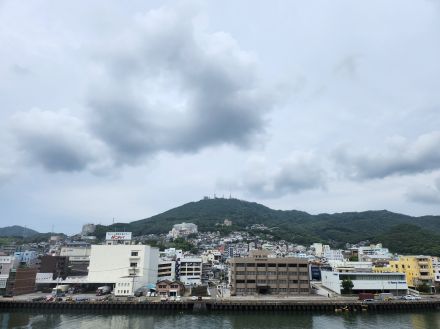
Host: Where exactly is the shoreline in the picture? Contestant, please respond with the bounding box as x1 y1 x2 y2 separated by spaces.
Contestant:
2 298 440 313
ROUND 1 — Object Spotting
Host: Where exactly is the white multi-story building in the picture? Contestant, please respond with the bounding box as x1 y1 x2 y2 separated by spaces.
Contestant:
88 244 159 296
432 257 440 284
179 257 202 286
168 223 198 239
323 249 345 262
0 256 19 276
321 271 408 295
160 248 183 260
157 260 176 281
201 250 222 264
311 243 324 257
357 244 392 262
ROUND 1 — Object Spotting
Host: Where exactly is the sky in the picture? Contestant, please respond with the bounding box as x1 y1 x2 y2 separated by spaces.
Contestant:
1 0 440 234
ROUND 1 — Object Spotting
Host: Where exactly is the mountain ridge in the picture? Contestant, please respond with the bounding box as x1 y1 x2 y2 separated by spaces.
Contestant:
94 198 440 255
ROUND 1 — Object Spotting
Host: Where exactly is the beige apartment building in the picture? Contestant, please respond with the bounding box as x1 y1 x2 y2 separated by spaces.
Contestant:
228 251 310 296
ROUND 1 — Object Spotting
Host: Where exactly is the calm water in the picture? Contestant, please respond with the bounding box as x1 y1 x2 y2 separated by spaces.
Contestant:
2 310 440 329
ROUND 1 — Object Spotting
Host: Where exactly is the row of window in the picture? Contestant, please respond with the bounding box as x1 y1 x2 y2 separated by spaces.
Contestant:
235 288 309 293
233 270 308 275
117 290 130 294
235 263 307 268
117 282 131 287
235 279 308 284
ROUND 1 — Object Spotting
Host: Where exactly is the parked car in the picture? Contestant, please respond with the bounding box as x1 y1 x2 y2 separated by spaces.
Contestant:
2 293 13 298
402 295 421 300
134 287 149 297
362 299 376 303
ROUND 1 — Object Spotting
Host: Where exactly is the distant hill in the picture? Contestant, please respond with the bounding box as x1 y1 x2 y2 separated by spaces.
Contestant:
0 225 39 237
95 198 440 255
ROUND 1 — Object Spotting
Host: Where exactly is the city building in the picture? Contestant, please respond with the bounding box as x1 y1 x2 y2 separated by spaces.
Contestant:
60 245 91 276
88 244 159 296
373 255 435 291
321 271 408 295
179 257 203 286
13 251 39 267
157 260 176 281
39 255 69 279
168 223 198 239
228 250 311 296
0 256 19 276
223 219 232 226
156 280 185 297
1 267 38 296
432 257 440 288
81 224 96 236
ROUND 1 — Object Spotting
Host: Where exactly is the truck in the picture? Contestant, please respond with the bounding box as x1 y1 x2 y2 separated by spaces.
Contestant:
377 293 394 301
96 286 112 296
52 285 70 297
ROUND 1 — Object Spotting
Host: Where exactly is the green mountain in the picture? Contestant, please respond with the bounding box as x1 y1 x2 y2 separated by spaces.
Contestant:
95 198 440 255
0 225 39 237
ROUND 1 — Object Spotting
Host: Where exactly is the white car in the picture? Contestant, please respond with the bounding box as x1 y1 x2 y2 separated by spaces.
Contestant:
403 295 421 300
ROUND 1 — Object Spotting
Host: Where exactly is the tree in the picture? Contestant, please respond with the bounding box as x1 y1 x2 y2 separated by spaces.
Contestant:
416 282 431 293
341 278 354 294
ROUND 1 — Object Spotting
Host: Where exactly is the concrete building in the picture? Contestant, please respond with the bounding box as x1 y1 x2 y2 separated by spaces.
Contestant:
0 256 19 276
81 224 96 236
13 251 39 267
311 243 324 257
39 255 69 279
373 255 435 291
229 251 311 296
432 257 440 288
157 260 176 281
88 244 159 296
168 223 198 239
60 246 91 276
156 280 185 297
321 271 408 295
179 257 203 286
323 249 345 262
1 268 38 296
357 244 392 262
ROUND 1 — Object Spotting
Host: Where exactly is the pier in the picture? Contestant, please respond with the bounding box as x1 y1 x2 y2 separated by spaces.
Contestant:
2 299 440 313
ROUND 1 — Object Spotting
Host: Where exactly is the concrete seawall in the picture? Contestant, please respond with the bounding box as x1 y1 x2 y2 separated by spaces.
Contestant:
2 299 440 313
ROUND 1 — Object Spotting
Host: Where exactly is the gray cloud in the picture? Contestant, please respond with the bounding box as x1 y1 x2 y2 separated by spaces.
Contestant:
333 131 440 179
406 178 440 204
7 5 273 171
10 109 110 172
86 6 272 164
227 154 326 198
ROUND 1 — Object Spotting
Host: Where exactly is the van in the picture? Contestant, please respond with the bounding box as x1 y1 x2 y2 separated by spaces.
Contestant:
96 286 112 296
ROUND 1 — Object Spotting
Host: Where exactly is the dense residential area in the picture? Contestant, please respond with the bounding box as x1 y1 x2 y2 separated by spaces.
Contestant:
2 211 440 302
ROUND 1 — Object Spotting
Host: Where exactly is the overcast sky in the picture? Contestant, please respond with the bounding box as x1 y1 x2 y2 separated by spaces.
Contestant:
1 0 440 234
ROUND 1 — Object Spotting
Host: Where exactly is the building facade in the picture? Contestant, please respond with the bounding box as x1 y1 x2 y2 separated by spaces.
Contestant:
156 280 185 297
321 271 408 295
179 257 203 286
229 251 310 296
168 223 198 239
373 255 434 291
88 244 159 296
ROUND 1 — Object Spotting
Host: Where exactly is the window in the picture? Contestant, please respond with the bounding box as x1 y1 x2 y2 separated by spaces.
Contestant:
131 251 138 257
130 262 138 268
